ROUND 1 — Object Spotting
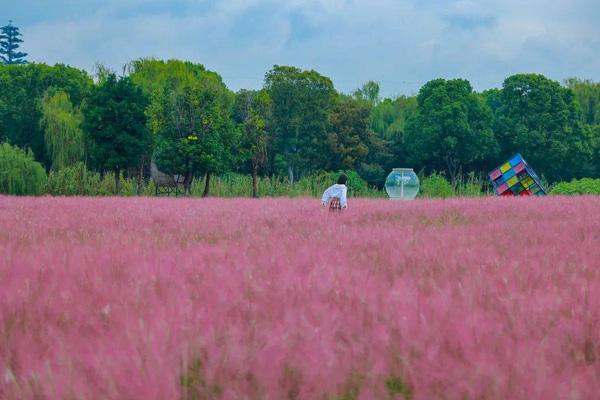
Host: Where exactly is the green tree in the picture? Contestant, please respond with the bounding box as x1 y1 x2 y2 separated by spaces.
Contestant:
151 75 237 196
327 96 391 187
327 97 372 170
494 74 592 181
128 59 237 195
264 65 336 183
0 21 27 65
0 63 92 167
369 95 417 182
83 74 151 193
405 78 498 185
233 89 272 197
370 95 417 140
353 81 381 106
565 78 600 126
40 90 85 170
0 142 46 195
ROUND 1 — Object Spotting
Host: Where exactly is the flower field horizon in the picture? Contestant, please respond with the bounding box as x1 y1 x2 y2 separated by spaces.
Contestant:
1 195 599 399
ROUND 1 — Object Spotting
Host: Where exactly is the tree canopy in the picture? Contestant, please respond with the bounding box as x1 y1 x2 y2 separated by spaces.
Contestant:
405 78 498 184
0 63 92 168
83 73 151 193
1 58 599 192
494 74 592 181
0 21 27 65
265 65 336 183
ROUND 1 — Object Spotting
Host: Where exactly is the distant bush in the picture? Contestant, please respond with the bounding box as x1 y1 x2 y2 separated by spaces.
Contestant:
45 163 143 196
192 170 384 198
0 142 47 195
419 172 485 198
454 172 485 197
45 162 101 196
420 172 453 198
550 178 600 195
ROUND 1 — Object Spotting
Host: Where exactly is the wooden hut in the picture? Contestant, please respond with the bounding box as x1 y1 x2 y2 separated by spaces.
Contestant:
151 161 185 196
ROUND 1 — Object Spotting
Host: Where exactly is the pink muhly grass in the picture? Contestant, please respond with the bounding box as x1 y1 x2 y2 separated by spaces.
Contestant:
0 195 599 399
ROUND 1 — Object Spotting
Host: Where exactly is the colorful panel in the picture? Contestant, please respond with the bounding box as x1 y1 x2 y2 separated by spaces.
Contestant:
496 183 508 194
503 169 516 180
514 162 526 174
510 183 523 194
519 190 531 196
500 163 511 173
506 176 518 187
489 169 502 181
509 154 523 166
521 177 534 188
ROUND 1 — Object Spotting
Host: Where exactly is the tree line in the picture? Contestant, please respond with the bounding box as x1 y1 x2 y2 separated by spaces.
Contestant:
1 58 599 196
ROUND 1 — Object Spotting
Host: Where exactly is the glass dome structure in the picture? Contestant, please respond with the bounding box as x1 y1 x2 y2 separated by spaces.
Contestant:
385 168 419 200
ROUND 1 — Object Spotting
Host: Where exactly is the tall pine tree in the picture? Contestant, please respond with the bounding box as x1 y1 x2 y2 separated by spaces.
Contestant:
0 21 28 64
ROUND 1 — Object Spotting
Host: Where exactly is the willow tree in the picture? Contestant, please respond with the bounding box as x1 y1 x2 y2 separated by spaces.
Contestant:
0 142 46 195
40 90 85 170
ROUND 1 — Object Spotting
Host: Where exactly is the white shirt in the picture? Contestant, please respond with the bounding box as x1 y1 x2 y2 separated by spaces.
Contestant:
321 184 348 208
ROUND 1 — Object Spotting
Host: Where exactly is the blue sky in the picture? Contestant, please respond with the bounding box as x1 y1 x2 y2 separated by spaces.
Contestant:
7 0 600 97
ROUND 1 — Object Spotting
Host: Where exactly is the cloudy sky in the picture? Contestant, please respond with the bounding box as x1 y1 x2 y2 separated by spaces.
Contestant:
8 0 600 97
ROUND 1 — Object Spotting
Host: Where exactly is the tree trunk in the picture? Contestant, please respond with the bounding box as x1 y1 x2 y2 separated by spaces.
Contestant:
288 164 294 186
137 159 144 196
252 162 258 198
445 157 461 191
202 172 211 197
183 172 193 196
115 168 121 195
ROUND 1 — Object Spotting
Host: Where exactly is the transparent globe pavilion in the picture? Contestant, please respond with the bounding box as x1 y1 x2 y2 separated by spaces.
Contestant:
385 168 419 200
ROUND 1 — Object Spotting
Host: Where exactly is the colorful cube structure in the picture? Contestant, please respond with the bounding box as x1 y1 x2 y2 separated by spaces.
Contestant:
488 154 546 196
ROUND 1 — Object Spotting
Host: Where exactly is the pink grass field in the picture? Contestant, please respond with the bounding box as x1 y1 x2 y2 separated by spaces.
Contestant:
0 196 599 400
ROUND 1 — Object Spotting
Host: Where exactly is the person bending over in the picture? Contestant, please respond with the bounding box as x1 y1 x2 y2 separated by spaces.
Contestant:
321 174 348 212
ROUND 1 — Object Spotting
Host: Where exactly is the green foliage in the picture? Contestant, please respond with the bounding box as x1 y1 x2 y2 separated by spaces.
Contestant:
265 65 336 182
233 89 272 197
565 78 600 126
0 142 47 195
550 178 600 195
327 98 376 171
405 79 499 185
150 70 237 194
0 63 92 167
190 170 382 198
45 162 140 196
40 90 85 170
128 58 217 98
370 95 417 140
45 162 100 195
83 73 151 192
0 21 27 65
494 74 592 182
179 357 223 400
420 172 453 198
419 172 485 198
353 80 381 106
132 59 236 196
384 375 413 400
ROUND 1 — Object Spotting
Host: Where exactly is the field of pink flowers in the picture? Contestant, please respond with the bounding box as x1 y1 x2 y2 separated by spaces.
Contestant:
1 195 599 399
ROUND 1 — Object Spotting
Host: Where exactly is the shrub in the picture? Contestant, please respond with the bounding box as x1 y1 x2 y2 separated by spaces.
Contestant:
45 162 101 196
550 178 600 195
420 172 453 198
190 171 384 198
0 142 47 195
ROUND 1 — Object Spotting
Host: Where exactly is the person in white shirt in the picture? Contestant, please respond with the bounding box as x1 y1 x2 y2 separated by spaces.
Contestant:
321 174 348 211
